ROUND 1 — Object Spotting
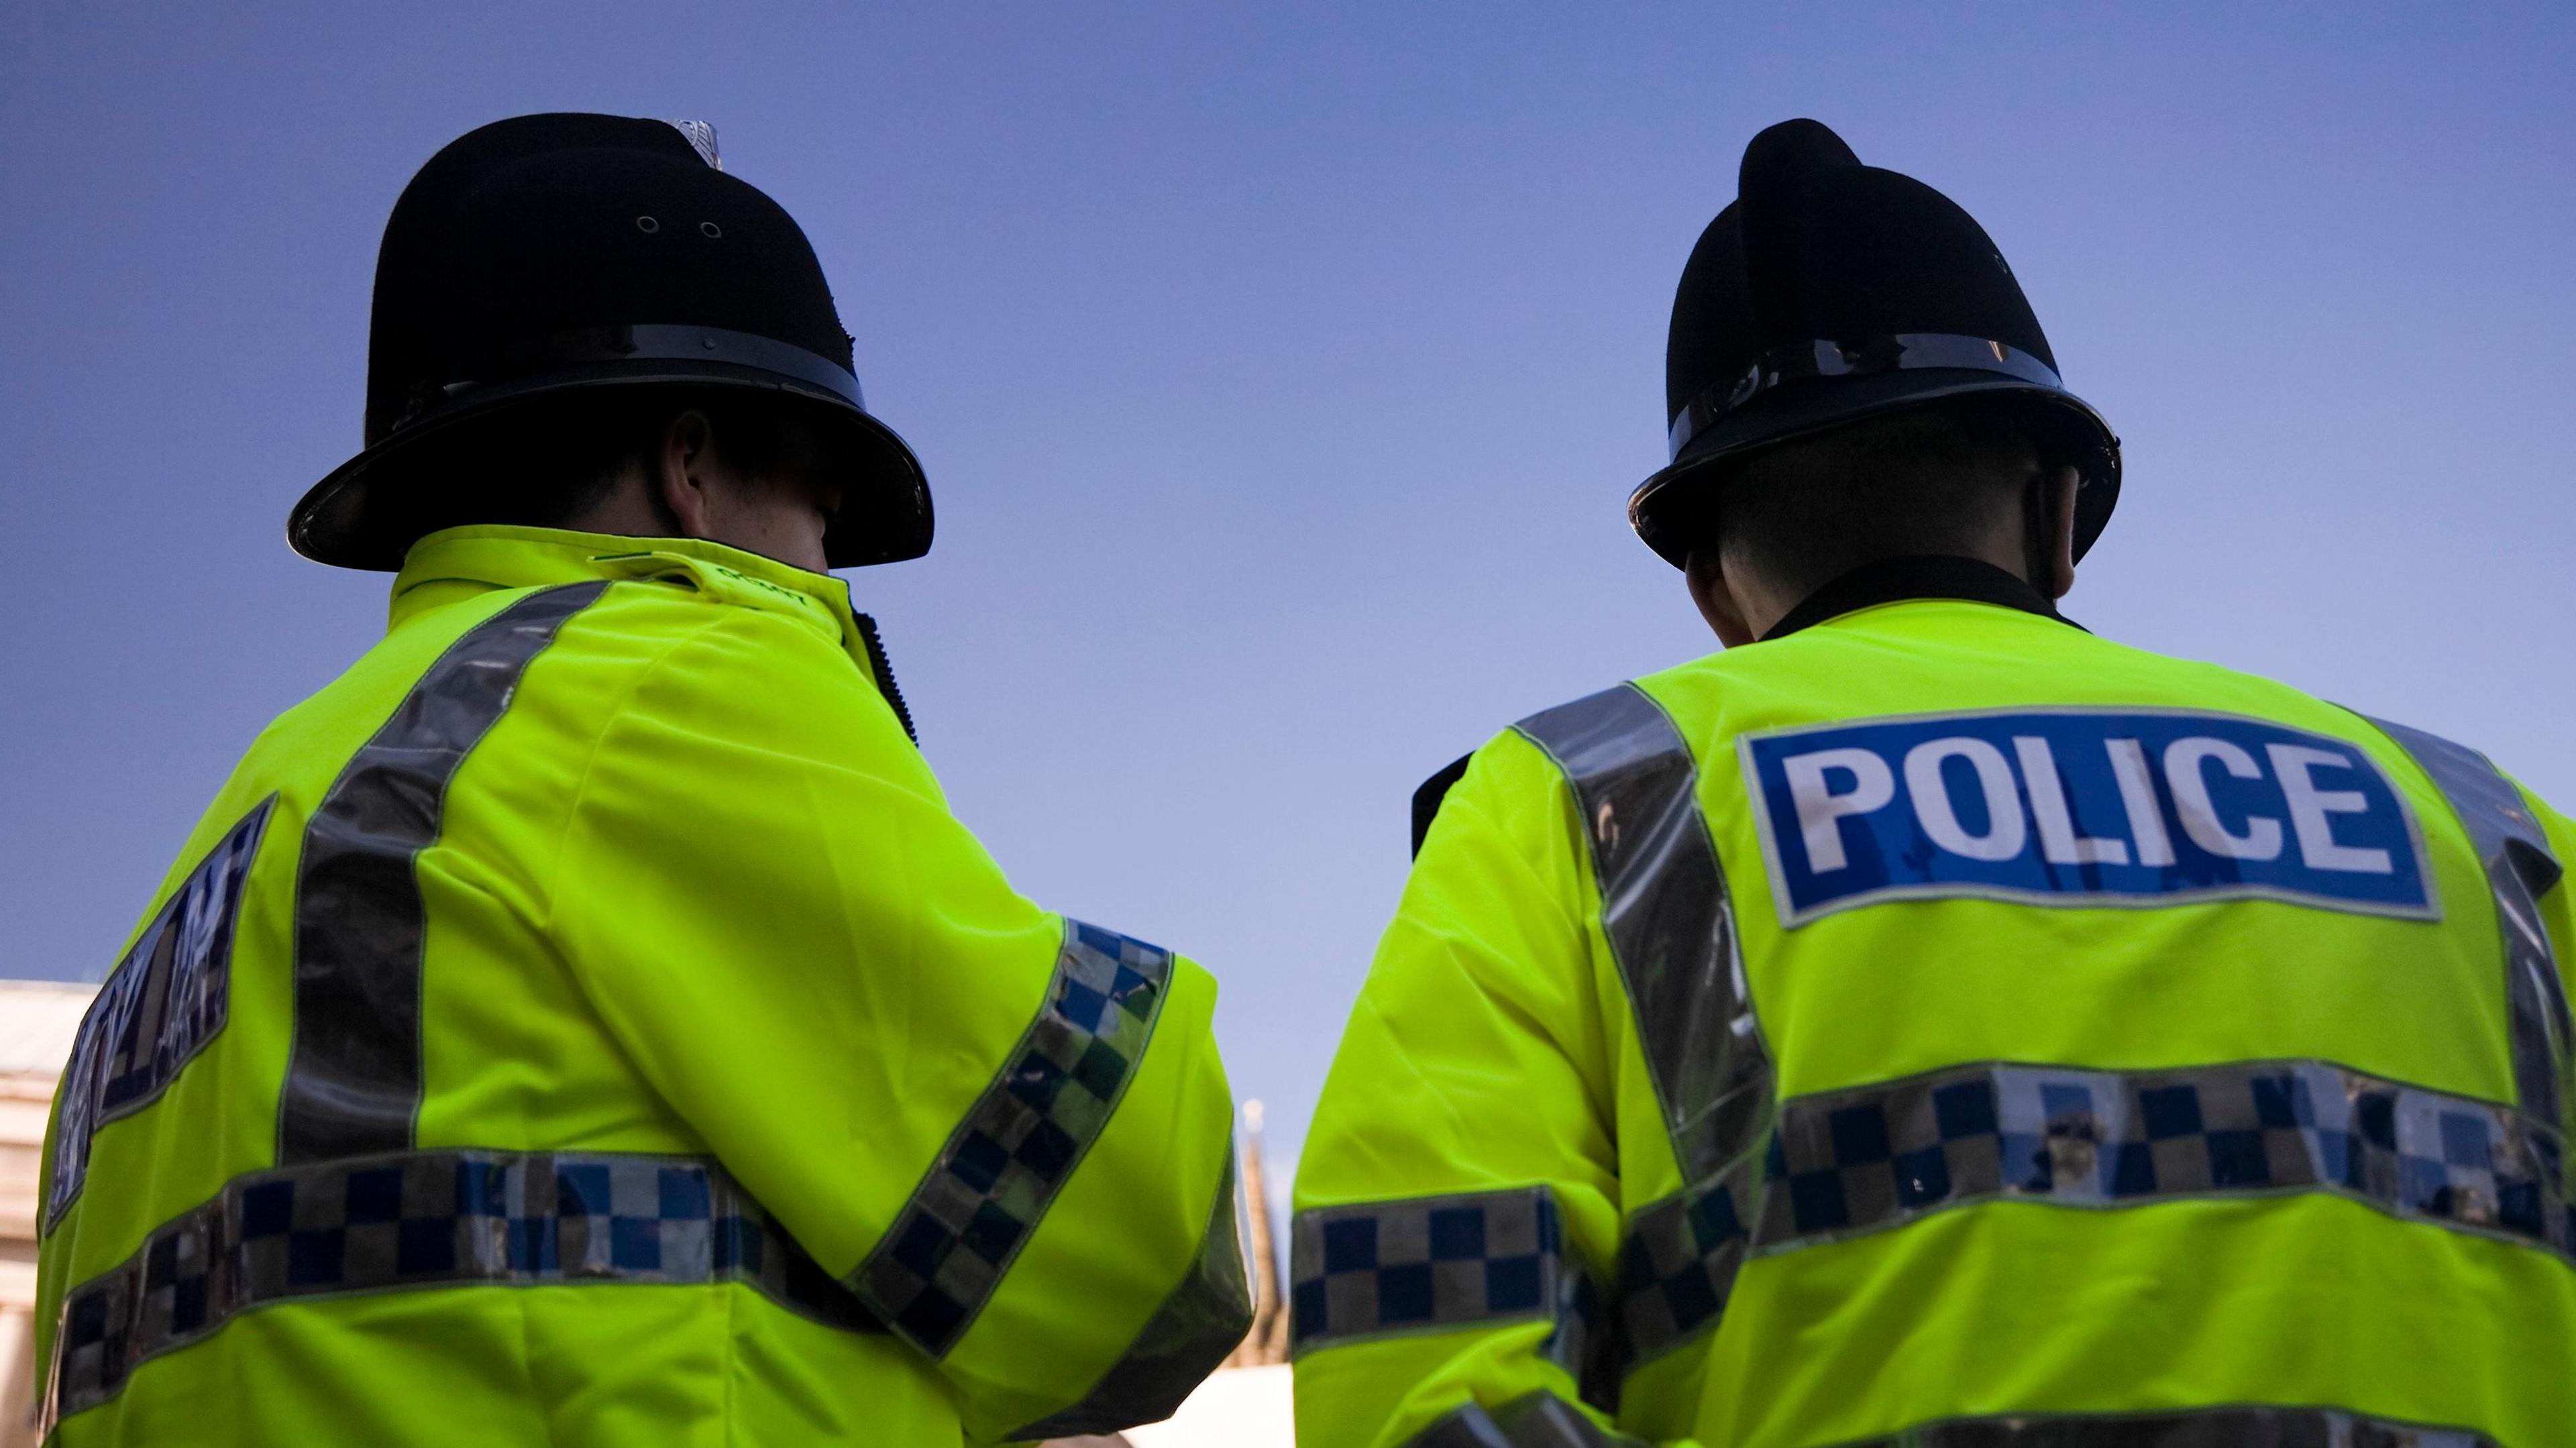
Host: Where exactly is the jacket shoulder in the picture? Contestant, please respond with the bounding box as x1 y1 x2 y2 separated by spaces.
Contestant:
1409 702 1627 860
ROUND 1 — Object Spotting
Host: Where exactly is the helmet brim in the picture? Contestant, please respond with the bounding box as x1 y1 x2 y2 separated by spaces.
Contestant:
1627 369 2121 570
289 359 932 571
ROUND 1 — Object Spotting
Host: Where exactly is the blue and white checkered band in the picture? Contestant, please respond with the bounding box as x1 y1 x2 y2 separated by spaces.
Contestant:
1665 333 2063 461
1609 1058 2574 1380
1289 1188 1603 1403
43 1149 876 1432
849 919 1174 1357
1607 1156 1760 1376
1760 1061 2571 1250
1836 1408 2498 1448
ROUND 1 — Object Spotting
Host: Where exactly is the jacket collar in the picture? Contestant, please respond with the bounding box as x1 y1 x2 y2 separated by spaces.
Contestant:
389 525 863 657
1760 554 2078 642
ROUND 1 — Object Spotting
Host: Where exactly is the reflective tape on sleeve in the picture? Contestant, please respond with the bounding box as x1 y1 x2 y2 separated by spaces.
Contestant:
1289 1186 1601 1400
849 918 1174 1357
1609 1156 1761 1372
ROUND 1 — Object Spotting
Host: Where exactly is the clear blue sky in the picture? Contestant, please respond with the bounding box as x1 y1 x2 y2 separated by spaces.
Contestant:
5 4 2571 1164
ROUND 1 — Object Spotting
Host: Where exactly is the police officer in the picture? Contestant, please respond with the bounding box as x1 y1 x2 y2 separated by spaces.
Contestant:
36 114 1248 1445
1291 119 2575 1446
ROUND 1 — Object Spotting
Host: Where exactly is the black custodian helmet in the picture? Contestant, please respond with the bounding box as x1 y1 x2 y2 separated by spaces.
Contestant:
1629 119 2120 568
289 113 931 571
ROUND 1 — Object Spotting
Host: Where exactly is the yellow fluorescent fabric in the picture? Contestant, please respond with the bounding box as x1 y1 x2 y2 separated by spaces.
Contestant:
38 525 1244 1447
1295 596 2576 1447
1697 1196 2576 1448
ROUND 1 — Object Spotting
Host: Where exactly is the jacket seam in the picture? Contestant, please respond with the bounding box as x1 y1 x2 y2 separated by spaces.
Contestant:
532 596 769 938
498 596 777 1137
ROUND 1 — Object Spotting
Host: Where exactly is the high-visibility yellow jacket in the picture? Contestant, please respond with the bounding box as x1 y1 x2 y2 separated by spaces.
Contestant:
1293 559 2576 1448
36 525 1248 1447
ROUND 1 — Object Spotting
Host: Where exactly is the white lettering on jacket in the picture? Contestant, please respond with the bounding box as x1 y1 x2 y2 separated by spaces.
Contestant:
2267 742 2396 874
2016 735 2131 866
2104 738 2178 868
1738 708 2435 926
1904 738 2026 861
2164 737 2284 860
1784 748 1894 873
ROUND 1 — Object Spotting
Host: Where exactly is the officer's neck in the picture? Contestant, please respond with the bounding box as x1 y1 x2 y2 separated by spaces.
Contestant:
1694 470 2082 645
1692 549 2065 647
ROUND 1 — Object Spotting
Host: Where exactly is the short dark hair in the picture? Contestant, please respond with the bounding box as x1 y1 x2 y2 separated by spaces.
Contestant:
1694 398 2047 602
397 386 826 539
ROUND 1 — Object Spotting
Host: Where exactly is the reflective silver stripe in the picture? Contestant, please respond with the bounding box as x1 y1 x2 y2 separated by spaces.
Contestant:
42 1148 877 1431
1611 1058 2573 1382
1513 684 1773 1187
1513 683 1774 1394
1410 1390 1648 1448
50 797 276 1227
1847 1406 2496 1448
2365 716 2571 1131
1007 1144 1254 1440
851 918 1175 1357
1289 1186 1599 1396
278 581 609 1164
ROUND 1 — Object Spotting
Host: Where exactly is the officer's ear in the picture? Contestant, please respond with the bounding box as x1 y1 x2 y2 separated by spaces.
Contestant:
655 409 722 541
1686 547 1758 648
2038 464 2080 600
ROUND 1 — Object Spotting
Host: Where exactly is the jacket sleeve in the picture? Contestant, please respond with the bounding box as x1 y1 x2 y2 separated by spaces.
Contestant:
1292 730 1699 1448
549 608 1247 1442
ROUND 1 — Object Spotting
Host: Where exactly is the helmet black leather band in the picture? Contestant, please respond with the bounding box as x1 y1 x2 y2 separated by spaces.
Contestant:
397 325 870 434
1667 333 2063 461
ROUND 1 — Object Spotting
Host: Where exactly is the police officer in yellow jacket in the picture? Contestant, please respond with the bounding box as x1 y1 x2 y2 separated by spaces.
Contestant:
1292 119 2576 1446
36 114 1248 1445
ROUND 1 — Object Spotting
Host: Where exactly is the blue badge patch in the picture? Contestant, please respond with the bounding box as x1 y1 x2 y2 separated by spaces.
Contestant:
1739 710 2435 927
